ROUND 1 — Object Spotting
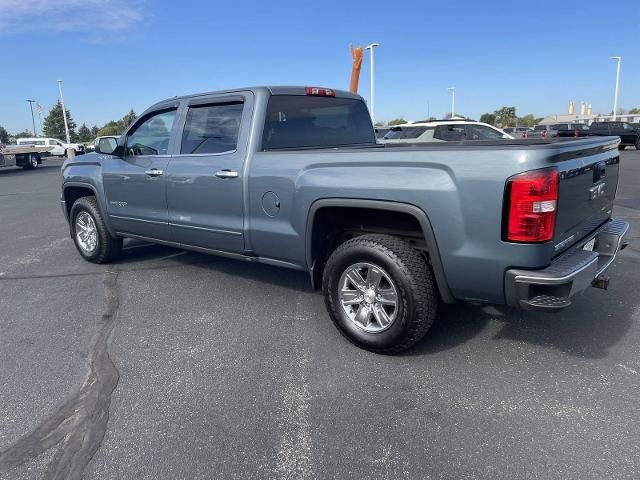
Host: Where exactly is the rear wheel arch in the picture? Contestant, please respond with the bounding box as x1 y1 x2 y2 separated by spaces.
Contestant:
305 199 453 303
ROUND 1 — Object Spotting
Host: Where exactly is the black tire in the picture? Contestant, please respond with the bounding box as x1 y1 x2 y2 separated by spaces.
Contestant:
322 234 438 354
635 138 640 150
69 196 122 263
22 154 38 169
618 145 626 150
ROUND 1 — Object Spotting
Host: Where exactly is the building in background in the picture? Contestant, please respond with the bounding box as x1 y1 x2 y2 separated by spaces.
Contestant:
538 100 640 125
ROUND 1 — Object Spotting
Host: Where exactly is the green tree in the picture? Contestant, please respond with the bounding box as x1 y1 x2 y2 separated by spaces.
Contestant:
0 126 9 143
43 101 78 142
387 118 407 126
480 113 496 125
91 125 100 137
374 121 385 127
119 109 137 131
518 114 536 127
629 108 640 114
494 106 516 127
14 130 33 139
96 121 121 137
78 123 93 143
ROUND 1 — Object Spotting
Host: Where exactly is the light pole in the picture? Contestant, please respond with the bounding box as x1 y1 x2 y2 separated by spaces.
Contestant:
26 99 37 136
609 56 621 120
57 80 71 143
364 43 380 122
447 86 455 118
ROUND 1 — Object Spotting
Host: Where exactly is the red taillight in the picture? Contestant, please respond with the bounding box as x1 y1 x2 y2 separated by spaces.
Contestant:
305 87 336 97
504 168 559 243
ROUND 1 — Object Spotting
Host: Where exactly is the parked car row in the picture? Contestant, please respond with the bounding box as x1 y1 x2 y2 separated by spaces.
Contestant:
378 120 639 149
380 120 512 144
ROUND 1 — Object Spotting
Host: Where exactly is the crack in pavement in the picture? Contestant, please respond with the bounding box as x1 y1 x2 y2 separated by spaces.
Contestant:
0 270 121 480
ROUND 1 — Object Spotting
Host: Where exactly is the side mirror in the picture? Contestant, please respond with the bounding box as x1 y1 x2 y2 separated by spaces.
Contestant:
95 137 118 155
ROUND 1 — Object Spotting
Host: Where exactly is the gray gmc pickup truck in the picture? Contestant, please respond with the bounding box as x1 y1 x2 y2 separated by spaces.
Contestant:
61 86 629 354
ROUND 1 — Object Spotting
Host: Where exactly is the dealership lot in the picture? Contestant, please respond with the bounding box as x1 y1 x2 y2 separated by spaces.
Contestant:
1 153 639 479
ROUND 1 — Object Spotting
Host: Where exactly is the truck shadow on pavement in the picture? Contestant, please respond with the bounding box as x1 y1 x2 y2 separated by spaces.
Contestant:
117 240 313 294
0 162 62 177
117 240 636 360
409 284 636 360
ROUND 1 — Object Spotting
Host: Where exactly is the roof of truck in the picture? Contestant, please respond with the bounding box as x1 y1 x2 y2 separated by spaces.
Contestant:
147 86 362 110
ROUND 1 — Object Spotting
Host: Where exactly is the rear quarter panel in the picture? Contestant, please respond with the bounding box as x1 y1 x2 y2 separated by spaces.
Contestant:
246 142 606 304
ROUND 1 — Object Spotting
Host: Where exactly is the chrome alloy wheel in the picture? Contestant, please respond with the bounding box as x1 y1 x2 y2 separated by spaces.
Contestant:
75 211 98 253
338 262 399 333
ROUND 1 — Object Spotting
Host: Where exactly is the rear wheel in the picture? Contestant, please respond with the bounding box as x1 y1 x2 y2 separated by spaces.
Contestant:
22 154 39 170
635 138 640 150
323 234 438 354
70 196 122 263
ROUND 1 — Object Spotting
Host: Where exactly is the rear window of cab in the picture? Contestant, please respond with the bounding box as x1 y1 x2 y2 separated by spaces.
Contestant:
262 95 375 150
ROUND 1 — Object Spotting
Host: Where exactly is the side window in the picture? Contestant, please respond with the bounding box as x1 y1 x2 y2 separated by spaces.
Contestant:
126 109 177 156
467 125 503 140
49 139 57 146
434 125 466 141
180 101 244 154
416 128 437 141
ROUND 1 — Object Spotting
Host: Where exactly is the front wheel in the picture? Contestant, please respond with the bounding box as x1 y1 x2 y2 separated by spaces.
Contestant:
635 138 640 150
323 234 438 354
70 196 122 263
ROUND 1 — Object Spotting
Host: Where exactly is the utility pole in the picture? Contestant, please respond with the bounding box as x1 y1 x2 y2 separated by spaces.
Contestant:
609 56 621 120
447 87 455 118
26 99 37 136
364 43 380 123
57 80 71 143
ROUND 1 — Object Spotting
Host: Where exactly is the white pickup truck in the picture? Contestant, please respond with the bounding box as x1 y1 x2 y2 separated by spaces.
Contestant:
0 144 52 169
17 137 84 157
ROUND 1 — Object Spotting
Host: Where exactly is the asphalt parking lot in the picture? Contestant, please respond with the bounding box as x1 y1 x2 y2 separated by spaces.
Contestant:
1 151 639 480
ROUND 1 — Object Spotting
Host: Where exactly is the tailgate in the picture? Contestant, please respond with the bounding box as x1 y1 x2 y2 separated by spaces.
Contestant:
553 141 620 255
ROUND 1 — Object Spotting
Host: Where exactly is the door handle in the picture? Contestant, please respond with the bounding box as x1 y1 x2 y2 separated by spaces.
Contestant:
145 169 164 176
215 170 239 179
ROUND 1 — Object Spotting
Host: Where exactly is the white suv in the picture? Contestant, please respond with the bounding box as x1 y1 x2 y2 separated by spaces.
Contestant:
17 137 84 156
381 120 513 144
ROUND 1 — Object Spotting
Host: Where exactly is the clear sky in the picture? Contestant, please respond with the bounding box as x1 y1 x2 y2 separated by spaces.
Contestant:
1 0 638 133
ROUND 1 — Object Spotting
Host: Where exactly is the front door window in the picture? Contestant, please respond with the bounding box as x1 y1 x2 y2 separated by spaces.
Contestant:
126 110 176 156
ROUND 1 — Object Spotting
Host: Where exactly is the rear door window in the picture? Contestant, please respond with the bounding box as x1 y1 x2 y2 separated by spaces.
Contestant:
466 124 503 140
434 124 466 141
180 102 244 154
